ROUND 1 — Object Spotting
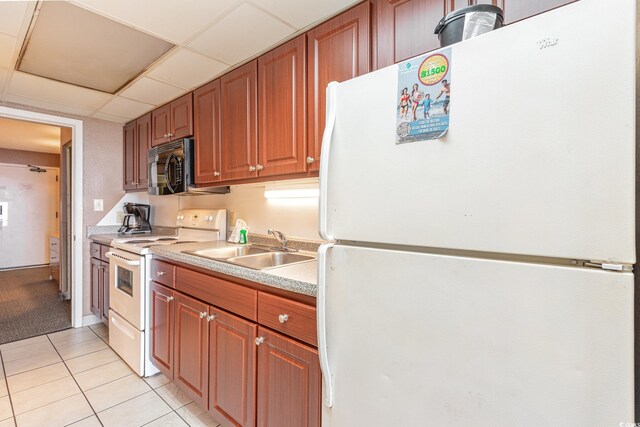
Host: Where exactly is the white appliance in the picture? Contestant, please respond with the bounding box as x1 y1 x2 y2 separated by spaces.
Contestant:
317 1 635 426
107 208 226 376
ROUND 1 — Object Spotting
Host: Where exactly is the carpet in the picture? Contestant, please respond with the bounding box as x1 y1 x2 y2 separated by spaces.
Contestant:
0 266 71 345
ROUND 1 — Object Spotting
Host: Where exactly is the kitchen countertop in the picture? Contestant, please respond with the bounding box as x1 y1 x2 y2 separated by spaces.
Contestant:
150 241 318 297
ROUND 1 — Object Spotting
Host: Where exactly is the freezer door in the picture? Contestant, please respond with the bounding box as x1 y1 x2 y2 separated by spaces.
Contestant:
319 245 634 426
320 0 636 263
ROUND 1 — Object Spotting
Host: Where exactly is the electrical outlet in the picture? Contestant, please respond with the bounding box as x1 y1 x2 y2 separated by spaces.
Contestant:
228 211 236 224
116 211 124 223
94 199 104 211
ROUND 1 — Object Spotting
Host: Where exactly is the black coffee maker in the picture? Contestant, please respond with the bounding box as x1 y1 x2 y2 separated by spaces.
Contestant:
118 203 152 234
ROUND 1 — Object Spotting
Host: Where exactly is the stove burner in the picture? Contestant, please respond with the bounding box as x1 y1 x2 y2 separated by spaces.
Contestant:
124 239 155 244
156 238 178 241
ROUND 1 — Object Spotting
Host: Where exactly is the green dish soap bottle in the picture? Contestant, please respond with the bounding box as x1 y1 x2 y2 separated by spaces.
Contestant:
239 229 247 244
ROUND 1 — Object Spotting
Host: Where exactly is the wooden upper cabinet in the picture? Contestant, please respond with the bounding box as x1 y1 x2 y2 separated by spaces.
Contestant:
209 308 257 427
151 103 171 147
221 60 258 181
123 121 137 191
174 292 209 408
258 35 307 177
194 80 222 184
256 326 321 427
171 92 194 140
151 281 174 380
307 2 370 172
136 113 151 190
374 0 447 69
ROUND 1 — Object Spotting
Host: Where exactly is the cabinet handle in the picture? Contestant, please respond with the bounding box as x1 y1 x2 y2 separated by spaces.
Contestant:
168 133 174 137
207 314 216 322
213 171 220 177
163 133 168 138
166 296 174 302
248 165 256 172
255 336 264 346
256 164 264 171
199 311 207 319
306 157 315 164
278 314 289 324
157 271 165 276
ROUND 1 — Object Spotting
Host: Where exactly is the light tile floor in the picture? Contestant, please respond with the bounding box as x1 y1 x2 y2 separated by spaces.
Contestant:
0 324 225 427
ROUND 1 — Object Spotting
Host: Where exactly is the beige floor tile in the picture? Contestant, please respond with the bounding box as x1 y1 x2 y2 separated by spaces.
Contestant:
46 326 89 341
144 412 189 426
0 335 48 353
65 348 119 374
97 391 171 427
88 323 108 337
175 402 222 427
155 382 193 410
144 372 171 389
14 393 92 427
85 373 151 412
66 415 102 427
0 396 12 422
6 362 69 394
11 376 80 415
1 341 54 363
57 338 108 360
0 381 6 398
73 360 133 391
3 348 61 377
0 417 14 427
49 330 98 348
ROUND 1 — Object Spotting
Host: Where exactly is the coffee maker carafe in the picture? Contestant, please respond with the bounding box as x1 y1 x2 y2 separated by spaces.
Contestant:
118 203 152 234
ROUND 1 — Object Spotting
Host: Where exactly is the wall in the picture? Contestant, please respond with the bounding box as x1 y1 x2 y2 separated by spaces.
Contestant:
0 147 60 167
0 101 124 316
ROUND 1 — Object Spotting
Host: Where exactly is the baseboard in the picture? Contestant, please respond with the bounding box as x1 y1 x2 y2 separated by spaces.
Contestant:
82 314 102 326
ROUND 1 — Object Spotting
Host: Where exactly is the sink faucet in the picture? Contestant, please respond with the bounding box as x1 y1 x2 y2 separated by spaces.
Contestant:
268 229 290 251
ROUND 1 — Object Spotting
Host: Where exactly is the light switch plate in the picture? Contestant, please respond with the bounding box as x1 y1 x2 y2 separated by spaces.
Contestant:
94 199 104 211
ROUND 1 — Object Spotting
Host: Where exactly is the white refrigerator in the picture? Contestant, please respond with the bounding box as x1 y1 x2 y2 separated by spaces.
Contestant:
317 0 635 425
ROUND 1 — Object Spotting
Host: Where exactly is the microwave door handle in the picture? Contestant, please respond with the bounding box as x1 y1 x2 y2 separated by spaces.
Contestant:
165 153 176 193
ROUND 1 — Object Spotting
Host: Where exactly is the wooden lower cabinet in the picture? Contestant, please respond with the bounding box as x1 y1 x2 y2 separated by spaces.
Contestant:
90 257 101 317
256 326 321 427
150 282 174 379
101 262 109 325
209 308 257 426
174 293 209 408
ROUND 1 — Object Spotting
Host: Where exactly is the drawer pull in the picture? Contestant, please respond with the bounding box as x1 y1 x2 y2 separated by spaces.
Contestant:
199 311 207 319
166 296 174 302
207 314 216 322
278 314 289 324
255 336 264 346
157 271 165 276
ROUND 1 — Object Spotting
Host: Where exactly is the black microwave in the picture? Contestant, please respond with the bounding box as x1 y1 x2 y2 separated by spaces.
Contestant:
148 138 194 195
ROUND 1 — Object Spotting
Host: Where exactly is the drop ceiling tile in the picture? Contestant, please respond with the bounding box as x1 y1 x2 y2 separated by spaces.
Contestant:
99 96 153 119
147 49 229 90
0 33 16 69
256 0 360 29
91 111 130 123
4 94 94 117
0 1 30 37
119 77 184 105
72 0 238 44
188 3 295 65
8 72 112 110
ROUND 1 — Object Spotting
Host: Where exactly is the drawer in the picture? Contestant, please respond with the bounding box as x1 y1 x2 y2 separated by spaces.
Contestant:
100 245 110 263
176 267 257 321
90 242 101 259
151 259 176 288
258 292 317 346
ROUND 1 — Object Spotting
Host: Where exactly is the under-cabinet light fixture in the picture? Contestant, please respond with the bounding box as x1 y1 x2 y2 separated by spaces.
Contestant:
264 183 319 199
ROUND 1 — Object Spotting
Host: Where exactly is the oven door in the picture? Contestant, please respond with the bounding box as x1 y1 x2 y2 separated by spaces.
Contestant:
106 248 145 330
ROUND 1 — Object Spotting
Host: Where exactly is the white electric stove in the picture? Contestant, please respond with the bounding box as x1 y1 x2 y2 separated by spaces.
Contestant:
106 209 226 376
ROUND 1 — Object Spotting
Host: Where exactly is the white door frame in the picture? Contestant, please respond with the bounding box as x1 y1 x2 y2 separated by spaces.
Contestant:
0 106 84 328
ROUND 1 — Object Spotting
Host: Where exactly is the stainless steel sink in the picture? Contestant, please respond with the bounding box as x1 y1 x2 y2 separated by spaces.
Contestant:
183 245 270 260
226 252 316 270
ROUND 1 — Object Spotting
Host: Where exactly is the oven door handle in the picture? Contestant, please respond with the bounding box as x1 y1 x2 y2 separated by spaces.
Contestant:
105 252 141 266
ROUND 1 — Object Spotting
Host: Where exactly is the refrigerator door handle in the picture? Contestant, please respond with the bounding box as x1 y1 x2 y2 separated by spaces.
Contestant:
319 82 338 241
317 242 334 407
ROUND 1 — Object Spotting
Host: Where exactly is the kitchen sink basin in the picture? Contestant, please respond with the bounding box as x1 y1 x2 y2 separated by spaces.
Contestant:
183 245 270 260
226 252 316 270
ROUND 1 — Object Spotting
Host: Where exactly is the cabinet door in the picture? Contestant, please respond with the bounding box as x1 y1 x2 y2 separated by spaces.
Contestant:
151 281 174 379
174 292 209 407
374 0 447 69
136 113 151 190
502 0 574 24
256 327 321 427
221 60 258 181
171 92 194 140
123 121 137 191
209 308 257 427
258 35 307 177
101 262 110 325
152 103 171 147
90 257 101 317
194 80 222 184
307 3 370 172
